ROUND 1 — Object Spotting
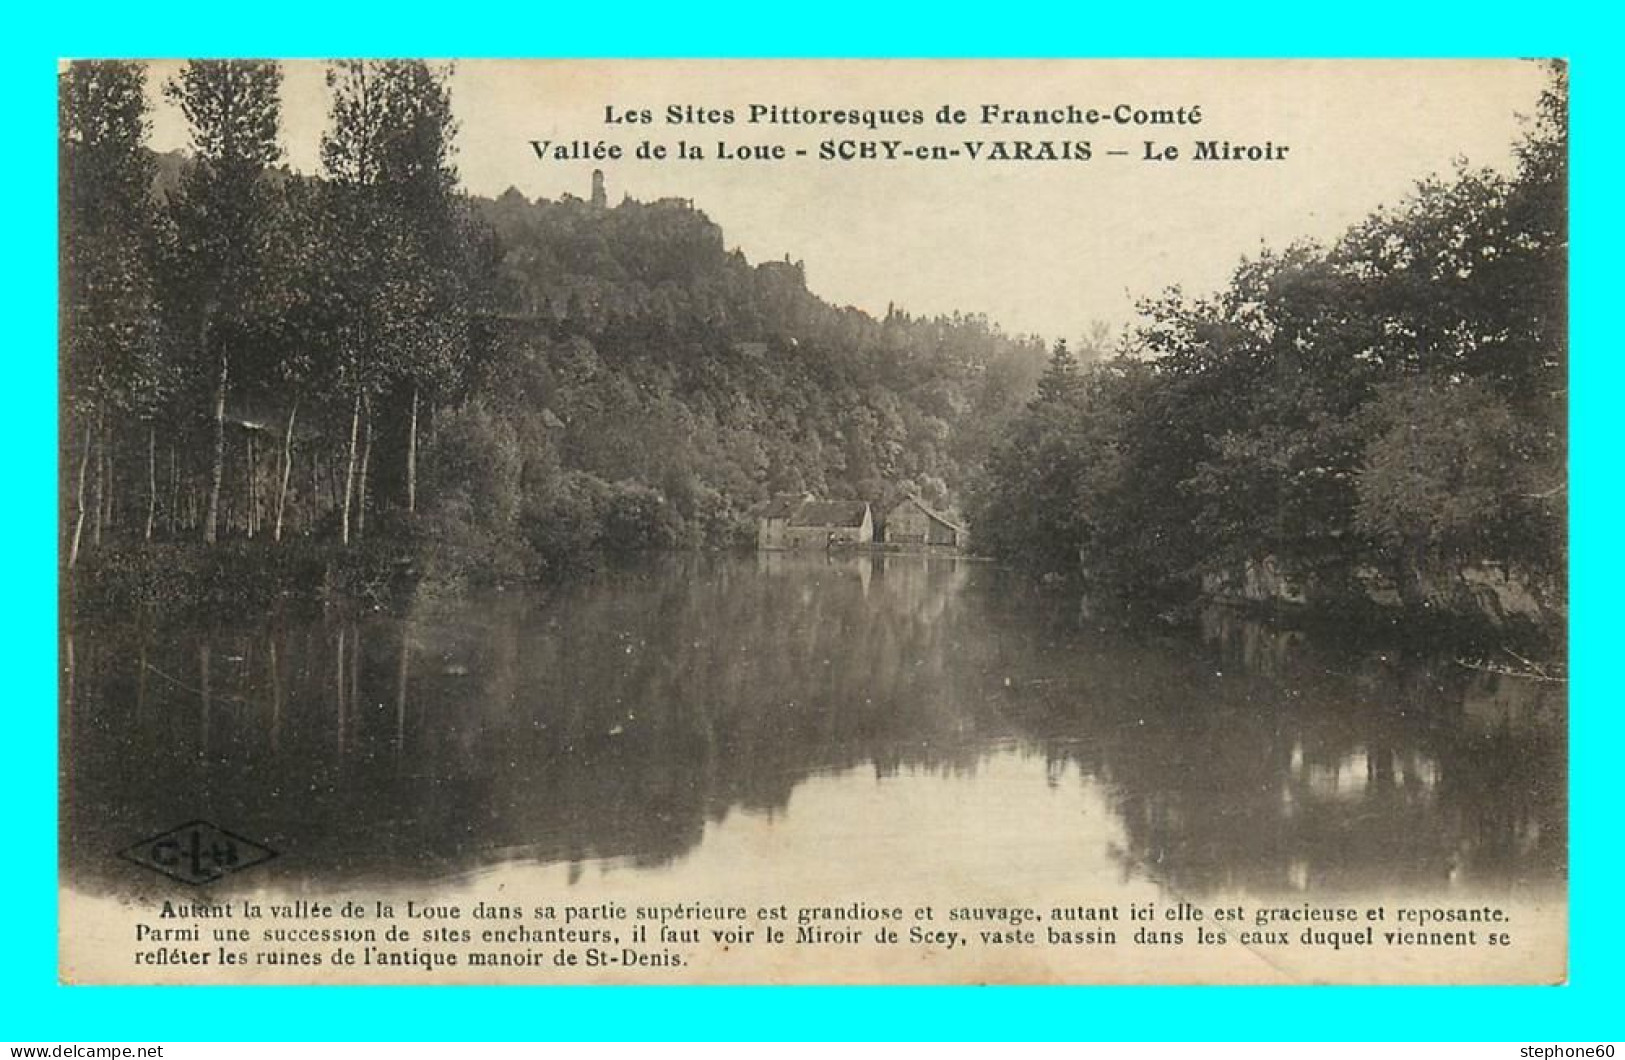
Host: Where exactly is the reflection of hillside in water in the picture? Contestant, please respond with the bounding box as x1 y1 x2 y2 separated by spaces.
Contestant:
62 554 1564 897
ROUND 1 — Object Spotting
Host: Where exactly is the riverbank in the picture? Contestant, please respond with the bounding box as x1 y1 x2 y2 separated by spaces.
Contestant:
1195 555 1566 670
65 540 425 618
65 536 1565 672
1193 594 1566 678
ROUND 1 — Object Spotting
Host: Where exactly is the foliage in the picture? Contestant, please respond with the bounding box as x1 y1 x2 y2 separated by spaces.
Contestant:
67 60 1567 638
1354 375 1560 589
970 64 1567 626
161 61 283 318
59 62 166 420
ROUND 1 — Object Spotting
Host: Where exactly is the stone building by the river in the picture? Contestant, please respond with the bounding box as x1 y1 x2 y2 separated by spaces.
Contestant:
757 496 874 550
881 495 965 549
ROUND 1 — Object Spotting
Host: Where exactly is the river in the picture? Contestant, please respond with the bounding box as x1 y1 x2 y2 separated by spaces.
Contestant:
60 551 1566 982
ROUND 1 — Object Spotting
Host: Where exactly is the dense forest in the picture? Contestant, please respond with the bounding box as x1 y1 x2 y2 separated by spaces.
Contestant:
967 66 1567 638
59 60 1046 602
61 60 1567 642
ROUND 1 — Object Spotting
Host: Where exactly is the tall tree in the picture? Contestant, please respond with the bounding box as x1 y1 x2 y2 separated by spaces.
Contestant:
321 59 397 545
321 60 467 539
60 61 164 564
163 60 283 545
965 339 1110 577
255 175 330 542
375 59 468 517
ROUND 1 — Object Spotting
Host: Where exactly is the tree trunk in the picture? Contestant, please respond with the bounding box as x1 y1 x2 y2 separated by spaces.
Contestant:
309 450 321 533
1394 538 1429 611
63 632 74 721
104 423 116 534
407 384 419 515
270 634 283 752
203 343 228 546
91 408 105 548
349 621 361 723
100 415 115 536
136 638 148 720
144 425 157 542
335 624 348 757
395 626 409 750
199 642 212 753
357 394 373 540
319 450 333 511
167 444 179 537
274 398 299 543
340 389 361 546
245 430 257 540
69 421 90 568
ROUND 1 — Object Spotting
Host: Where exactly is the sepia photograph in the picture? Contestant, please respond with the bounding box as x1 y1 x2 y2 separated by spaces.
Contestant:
57 58 1567 985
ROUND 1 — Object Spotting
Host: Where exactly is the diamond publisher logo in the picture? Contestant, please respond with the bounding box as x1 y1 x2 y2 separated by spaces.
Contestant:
119 820 277 885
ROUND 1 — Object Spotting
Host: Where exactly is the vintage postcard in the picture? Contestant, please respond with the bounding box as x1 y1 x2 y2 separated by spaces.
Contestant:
58 59 1567 984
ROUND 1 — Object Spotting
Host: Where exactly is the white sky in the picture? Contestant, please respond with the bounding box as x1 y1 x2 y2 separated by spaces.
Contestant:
144 59 1549 344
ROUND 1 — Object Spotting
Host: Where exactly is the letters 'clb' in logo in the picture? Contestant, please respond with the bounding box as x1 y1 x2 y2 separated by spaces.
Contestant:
120 820 277 885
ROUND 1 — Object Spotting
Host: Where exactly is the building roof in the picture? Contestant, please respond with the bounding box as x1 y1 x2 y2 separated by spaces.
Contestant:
757 495 806 520
887 495 965 533
788 500 870 528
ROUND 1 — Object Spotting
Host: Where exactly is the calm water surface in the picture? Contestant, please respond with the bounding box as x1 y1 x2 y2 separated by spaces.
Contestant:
62 552 1565 901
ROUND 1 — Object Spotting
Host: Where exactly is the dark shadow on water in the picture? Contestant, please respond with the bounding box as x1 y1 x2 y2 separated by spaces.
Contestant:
62 552 1566 898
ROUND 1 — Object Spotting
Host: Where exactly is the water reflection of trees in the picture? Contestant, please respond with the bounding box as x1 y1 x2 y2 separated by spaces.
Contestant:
1063 608 1566 896
62 555 1564 896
